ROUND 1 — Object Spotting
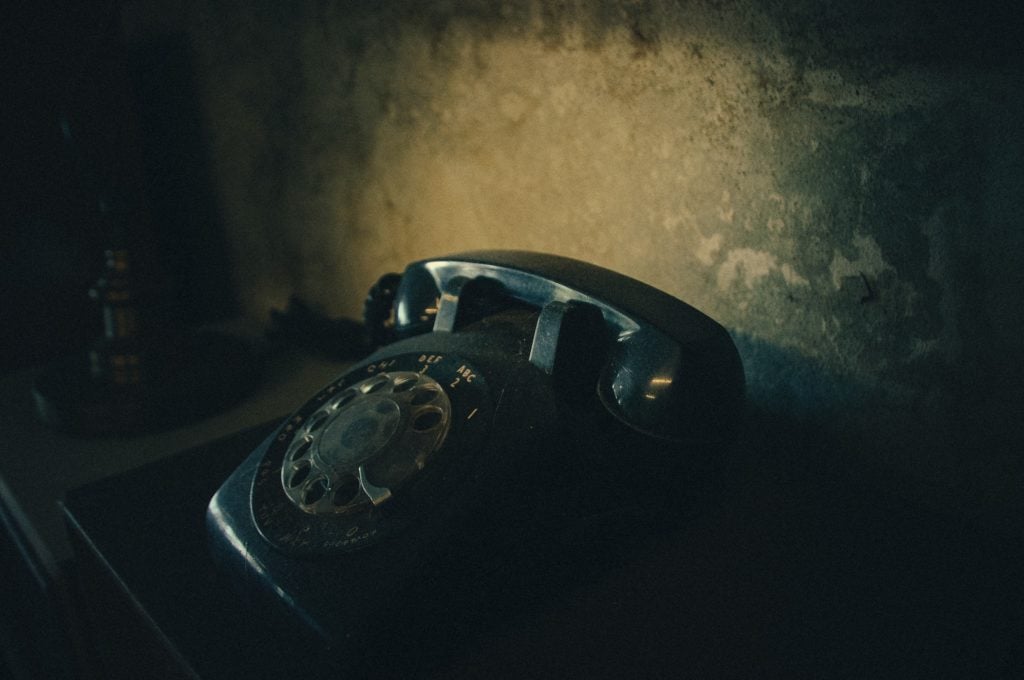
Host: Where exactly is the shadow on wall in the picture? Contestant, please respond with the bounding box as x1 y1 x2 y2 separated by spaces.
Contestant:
733 331 1023 514
127 31 239 324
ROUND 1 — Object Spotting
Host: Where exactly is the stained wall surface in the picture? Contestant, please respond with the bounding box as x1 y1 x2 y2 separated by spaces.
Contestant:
125 1 1023 509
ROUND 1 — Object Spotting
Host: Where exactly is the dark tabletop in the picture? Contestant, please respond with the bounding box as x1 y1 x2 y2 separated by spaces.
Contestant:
62 408 1023 679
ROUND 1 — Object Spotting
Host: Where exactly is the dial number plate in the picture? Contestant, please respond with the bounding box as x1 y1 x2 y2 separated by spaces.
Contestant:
251 353 491 555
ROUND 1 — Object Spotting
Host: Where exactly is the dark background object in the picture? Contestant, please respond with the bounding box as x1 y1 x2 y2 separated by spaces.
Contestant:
1 0 236 378
3 0 253 435
2 1 109 376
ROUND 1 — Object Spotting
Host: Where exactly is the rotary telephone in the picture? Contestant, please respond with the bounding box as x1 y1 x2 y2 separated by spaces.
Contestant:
207 251 743 675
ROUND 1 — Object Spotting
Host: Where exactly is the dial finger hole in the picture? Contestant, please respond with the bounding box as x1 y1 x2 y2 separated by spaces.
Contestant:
332 389 357 410
289 438 313 460
411 387 439 406
289 462 311 488
412 409 443 432
305 410 329 433
303 478 328 505
332 475 361 506
392 375 418 392
361 377 389 394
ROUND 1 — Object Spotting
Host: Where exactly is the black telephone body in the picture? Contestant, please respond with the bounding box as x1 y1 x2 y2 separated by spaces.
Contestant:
207 251 743 673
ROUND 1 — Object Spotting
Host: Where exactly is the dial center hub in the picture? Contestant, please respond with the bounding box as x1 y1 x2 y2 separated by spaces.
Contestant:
314 397 401 473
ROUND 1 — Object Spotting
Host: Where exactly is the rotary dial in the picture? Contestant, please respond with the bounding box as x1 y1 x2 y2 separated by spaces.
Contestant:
281 371 452 514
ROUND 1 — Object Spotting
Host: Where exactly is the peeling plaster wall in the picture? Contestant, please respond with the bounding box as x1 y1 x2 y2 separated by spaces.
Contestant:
125 1 1023 508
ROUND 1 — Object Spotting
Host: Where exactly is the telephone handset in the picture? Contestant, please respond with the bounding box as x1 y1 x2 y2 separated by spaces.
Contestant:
207 251 743 672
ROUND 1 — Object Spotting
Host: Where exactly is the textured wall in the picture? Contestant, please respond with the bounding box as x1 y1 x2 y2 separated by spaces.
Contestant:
125 1 1023 508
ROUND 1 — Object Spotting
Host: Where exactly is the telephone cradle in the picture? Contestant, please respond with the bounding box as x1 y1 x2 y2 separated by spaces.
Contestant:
206 251 744 676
